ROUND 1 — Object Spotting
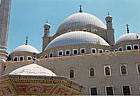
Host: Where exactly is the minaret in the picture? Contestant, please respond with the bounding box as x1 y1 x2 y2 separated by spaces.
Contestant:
105 12 115 45
42 22 51 51
0 0 11 75
0 0 11 60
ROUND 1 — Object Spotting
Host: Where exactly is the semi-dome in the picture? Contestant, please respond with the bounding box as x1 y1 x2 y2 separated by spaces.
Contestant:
45 31 109 50
13 45 39 53
57 12 106 32
116 33 140 43
9 64 56 76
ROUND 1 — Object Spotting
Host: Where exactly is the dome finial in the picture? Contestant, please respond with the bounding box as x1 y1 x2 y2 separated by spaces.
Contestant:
79 5 83 13
46 20 48 23
25 36 28 45
126 24 130 34
108 12 110 16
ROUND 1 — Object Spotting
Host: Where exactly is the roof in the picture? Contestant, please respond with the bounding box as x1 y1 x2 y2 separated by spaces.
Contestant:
45 31 109 50
9 64 56 76
12 45 39 53
116 33 140 43
57 12 106 32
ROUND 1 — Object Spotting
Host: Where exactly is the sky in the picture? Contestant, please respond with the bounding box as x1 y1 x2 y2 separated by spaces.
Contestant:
8 0 140 53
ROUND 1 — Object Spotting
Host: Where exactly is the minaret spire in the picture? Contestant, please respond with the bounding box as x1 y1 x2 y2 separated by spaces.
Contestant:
126 24 129 34
25 36 28 45
79 5 83 13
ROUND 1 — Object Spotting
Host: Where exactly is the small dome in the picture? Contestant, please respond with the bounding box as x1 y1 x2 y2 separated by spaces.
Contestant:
57 12 106 32
9 64 56 76
116 33 140 43
45 31 109 50
13 45 39 53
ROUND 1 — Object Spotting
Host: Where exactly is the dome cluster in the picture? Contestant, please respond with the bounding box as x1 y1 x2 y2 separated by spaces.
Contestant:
9 12 140 61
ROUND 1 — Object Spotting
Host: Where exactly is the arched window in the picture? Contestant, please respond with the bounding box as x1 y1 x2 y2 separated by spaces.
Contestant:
58 50 63 56
27 56 32 60
91 48 96 54
19 56 24 61
65 50 70 56
80 48 86 54
70 69 74 78
49 53 53 57
118 47 123 51
73 49 78 55
121 65 127 75
126 45 132 50
90 68 95 77
45 55 48 58
98 49 103 53
114 49 117 52
137 65 140 74
13 57 18 61
104 66 111 76
133 44 139 50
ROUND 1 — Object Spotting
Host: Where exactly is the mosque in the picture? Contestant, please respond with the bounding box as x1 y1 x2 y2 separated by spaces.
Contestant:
0 0 140 95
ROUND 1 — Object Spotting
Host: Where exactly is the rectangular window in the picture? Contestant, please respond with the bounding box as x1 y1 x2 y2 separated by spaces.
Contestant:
106 87 113 95
91 88 97 95
123 86 131 95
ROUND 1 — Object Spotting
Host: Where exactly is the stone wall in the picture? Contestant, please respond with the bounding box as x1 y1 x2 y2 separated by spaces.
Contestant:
4 50 140 95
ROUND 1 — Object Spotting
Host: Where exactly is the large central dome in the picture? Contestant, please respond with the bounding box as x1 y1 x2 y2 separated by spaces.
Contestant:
45 31 109 50
57 12 106 32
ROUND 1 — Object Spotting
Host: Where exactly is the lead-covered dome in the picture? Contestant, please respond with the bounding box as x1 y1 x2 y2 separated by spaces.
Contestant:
9 64 56 76
13 45 39 53
116 33 140 43
57 12 106 32
45 31 109 50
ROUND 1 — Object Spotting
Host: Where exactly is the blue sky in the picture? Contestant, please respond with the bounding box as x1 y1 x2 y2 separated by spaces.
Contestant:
8 0 140 53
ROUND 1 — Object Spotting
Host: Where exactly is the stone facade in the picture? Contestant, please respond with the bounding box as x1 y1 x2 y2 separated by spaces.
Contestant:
3 50 140 95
